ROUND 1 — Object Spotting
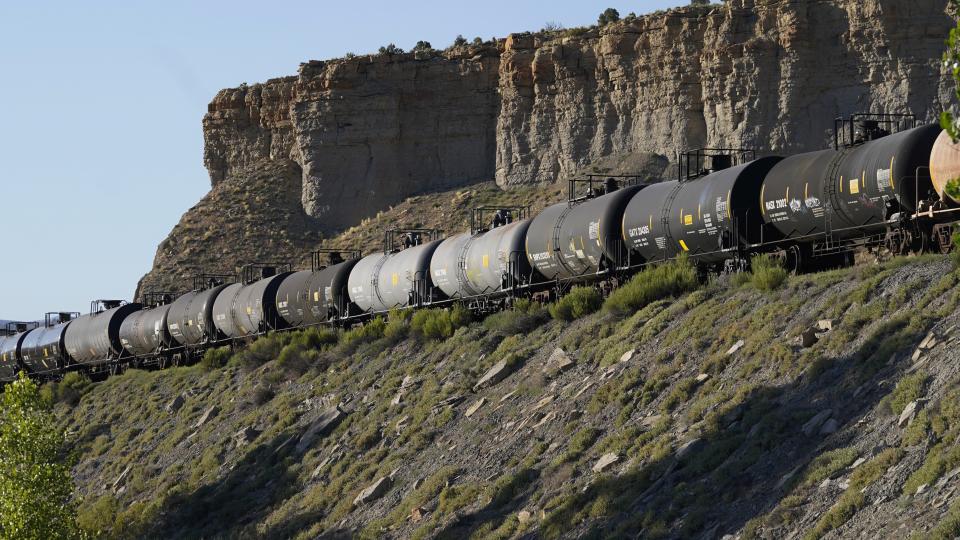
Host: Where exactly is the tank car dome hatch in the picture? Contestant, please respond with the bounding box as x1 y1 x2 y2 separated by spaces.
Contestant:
276 259 360 327
167 284 229 347
930 129 960 205
526 185 644 280
64 303 142 366
761 124 941 241
119 304 174 357
20 322 73 375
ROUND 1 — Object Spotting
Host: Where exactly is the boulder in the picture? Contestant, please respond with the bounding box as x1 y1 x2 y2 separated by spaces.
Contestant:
353 476 393 506
726 340 745 356
898 401 920 428
819 418 839 435
517 510 533 523
474 360 515 391
592 452 620 473
816 319 835 332
465 398 487 418
166 394 185 414
194 406 220 429
296 407 346 453
695 373 710 384
545 348 575 374
112 465 132 492
801 409 833 437
619 349 635 363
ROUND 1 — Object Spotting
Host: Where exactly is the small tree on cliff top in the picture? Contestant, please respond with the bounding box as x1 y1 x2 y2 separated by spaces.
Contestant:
0 372 79 539
597 8 620 26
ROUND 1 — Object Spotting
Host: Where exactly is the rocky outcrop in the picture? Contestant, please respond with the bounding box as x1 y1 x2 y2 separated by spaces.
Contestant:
495 0 954 184
202 46 501 230
143 0 953 289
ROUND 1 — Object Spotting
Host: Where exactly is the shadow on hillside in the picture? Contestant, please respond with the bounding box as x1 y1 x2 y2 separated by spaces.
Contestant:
434 311 927 539
152 429 348 539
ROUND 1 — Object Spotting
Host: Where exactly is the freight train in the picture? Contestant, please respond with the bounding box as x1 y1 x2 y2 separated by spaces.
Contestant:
4 114 960 383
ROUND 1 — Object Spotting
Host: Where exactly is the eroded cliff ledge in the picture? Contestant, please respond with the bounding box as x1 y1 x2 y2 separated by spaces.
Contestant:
141 0 953 292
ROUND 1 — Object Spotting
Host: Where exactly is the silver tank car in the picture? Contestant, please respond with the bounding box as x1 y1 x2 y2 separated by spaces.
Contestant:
463 219 532 294
20 323 72 376
623 157 782 264
119 304 174 357
430 233 478 299
64 303 142 365
348 240 444 312
211 283 244 339
167 284 229 347
213 274 291 339
526 186 643 280
760 124 941 240
0 331 31 381
276 261 360 327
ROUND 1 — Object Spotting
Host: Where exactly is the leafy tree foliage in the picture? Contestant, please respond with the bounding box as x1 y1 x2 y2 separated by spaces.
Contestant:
452 34 468 47
378 43 404 55
597 7 620 26
0 372 78 539
413 40 433 52
942 0 960 142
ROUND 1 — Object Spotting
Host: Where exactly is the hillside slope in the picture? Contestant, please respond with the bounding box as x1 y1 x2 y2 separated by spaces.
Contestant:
62 254 960 539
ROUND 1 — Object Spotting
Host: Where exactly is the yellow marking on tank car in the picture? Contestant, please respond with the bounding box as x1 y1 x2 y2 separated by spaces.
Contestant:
861 170 865 189
890 156 896 191
391 273 399 286
679 239 689 251
804 182 809 200
760 184 766 216
726 189 732 219
840 175 844 193
482 254 489 268
849 178 859 195
698 204 701 222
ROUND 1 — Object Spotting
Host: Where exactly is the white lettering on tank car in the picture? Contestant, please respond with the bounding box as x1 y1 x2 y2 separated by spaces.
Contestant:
876 167 891 190
588 221 599 240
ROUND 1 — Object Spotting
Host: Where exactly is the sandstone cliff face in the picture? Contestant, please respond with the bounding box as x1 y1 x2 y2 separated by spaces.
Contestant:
143 0 953 290
495 0 954 184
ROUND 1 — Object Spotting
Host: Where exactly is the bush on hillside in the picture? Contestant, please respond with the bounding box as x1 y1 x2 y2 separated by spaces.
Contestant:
378 43 404 55
750 254 789 291
604 256 699 316
483 299 548 335
200 346 232 371
952 230 960 268
290 327 338 350
341 317 386 348
230 334 286 371
550 286 603 321
40 371 93 406
411 306 472 340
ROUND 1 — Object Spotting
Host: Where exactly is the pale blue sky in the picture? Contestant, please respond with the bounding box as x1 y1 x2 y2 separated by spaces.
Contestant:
0 0 683 320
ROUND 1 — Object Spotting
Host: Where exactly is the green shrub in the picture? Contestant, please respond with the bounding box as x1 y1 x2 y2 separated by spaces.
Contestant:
801 447 859 488
200 346 232 371
40 371 93 406
410 306 472 340
750 254 788 291
550 286 602 321
952 230 960 269
604 256 698 316
381 308 411 343
275 343 319 378
889 372 928 415
341 317 386 347
290 327 338 349
230 334 286 371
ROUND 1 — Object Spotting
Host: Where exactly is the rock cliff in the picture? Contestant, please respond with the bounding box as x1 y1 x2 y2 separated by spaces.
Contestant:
142 0 953 291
